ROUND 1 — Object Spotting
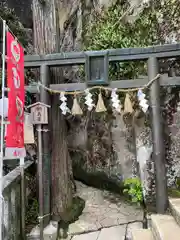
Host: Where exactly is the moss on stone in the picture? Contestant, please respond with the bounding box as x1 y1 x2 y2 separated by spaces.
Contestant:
65 196 85 224
176 177 180 189
168 188 180 198
53 196 85 224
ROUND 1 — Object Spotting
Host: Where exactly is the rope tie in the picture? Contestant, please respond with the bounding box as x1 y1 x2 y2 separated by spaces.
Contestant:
37 74 161 95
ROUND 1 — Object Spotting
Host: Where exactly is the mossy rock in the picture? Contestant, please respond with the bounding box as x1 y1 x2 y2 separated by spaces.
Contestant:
73 163 123 193
55 196 86 240
176 177 180 190
168 188 180 198
72 151 124 194
52 196 85 224
65 196 85 224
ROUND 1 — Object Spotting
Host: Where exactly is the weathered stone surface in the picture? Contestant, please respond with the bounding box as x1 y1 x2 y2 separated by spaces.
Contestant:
72 231 100 240
111 114 136 180
167 111 180 187
169 198 180 226
126 222 143 240
72 114 138 194
131 229 153 240
68 181 142 234
68 222 86 235
151 214 180 240
126 0 151 23
97 226 126 240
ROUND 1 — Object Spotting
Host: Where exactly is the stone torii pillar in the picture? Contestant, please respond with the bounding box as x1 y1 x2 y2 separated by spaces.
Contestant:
148 57 168 213
39 64 51 227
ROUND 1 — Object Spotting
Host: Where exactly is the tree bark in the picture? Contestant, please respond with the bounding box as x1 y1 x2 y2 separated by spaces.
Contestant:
32 0 73 219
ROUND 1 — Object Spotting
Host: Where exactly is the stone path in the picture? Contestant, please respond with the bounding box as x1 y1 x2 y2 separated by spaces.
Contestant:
68 181 143 236
30 181 144 239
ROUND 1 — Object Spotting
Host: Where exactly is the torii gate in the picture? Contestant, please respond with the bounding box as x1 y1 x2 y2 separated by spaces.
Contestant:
25 43 180 227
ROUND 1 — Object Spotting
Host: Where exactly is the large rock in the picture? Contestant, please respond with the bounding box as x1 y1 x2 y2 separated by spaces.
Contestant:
70 113 137 193
111 114 136 180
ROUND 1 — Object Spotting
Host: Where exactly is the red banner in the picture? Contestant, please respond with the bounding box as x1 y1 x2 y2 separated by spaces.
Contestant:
5 32 26 158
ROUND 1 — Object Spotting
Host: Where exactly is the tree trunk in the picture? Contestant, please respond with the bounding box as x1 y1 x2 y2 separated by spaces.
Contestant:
32 0 73 219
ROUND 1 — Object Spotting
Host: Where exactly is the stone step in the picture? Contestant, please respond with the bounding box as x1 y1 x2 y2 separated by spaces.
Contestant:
97 225 126 240
169 198 180 226
131 229 153 240
151 214 180 240
72 231 100 240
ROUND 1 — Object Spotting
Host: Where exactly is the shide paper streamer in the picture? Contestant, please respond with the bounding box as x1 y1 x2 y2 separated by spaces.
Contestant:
111 88 122 113
59 92 70 115
85 89 94 111
137 89 149 113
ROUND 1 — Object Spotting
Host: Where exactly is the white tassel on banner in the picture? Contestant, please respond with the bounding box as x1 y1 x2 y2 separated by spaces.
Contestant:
85 89 94 111
111 88 121 113
59 92 70 115
137 89 149 113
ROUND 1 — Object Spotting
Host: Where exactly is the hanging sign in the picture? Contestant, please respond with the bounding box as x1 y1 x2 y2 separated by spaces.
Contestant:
5 31 26 158
27 102 50 125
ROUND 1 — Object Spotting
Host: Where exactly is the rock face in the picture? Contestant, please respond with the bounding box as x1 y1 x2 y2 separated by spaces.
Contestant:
111 115 136 180
167 111 180 186
69 113 143 193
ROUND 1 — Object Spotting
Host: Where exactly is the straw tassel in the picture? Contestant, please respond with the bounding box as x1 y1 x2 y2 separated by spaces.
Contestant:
71 96 83 115
95 92 107 112
124 93 133 113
